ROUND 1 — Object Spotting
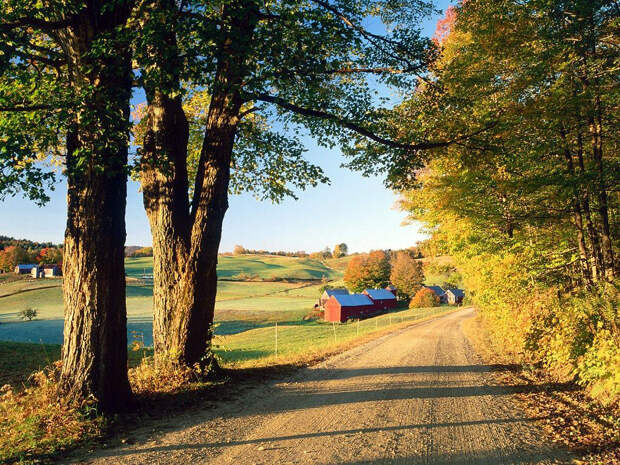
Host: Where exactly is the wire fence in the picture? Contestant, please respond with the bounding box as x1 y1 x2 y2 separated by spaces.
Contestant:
216 306 457 365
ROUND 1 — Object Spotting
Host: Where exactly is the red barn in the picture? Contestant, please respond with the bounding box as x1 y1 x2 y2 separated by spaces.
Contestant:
324 294 376 323
385 284 398 297
363 289 398 311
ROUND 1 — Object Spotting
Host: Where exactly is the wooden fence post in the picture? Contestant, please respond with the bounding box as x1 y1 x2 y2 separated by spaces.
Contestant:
275 322 278 357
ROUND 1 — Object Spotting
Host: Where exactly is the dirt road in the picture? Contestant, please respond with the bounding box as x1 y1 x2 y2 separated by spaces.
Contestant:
77 308 571 465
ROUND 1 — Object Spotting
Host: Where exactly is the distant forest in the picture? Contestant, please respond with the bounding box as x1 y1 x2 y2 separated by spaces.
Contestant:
0 235 59 251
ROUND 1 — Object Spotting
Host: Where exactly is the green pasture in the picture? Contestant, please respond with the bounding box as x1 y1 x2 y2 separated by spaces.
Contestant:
0 277 61 298
0 255 343 348
125 254 341 281
0 306 455 386
217 254 339 280
214 306 453 365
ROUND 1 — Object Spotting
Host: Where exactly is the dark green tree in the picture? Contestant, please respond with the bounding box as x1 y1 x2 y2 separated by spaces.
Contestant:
1 0 134 411
134 0 457 367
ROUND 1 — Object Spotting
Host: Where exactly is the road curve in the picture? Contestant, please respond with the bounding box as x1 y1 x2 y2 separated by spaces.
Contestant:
77 308 571 465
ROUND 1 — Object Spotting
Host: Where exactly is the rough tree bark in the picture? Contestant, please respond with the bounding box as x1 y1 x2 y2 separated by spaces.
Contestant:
58 5 133 412
141 0 257 367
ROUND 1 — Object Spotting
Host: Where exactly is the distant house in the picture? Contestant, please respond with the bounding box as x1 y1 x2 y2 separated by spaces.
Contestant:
445 288 465 305
424 285 447 304
31 264 62 279
385 284 398 297
320 288 349 307
324 293 376 323
363 288 398 311
14 264 37 275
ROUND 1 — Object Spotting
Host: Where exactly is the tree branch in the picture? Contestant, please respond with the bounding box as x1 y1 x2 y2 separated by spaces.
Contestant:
248 93 452 151
322 65 424 75
0 15 77 32
310 0 418 66
239 105 264 118
0 104 61 112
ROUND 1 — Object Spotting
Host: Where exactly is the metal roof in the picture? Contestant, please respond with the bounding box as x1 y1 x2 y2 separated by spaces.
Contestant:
364 289 397 300
16 264 37 269
333 293 374 306
447 288 465 297
324 288 349 297
424 286 445 296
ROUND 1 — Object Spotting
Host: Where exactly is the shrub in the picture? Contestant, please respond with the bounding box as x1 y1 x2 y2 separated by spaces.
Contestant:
0 362 104 464
129 355 207 396
19 308 37 321
409 288 440 308
304 306 324 321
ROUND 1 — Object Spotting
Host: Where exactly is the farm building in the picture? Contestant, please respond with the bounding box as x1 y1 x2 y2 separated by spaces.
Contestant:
363 288 398 311
14 264 37 274
320 288 349 307
385 284 398 297
31 264 62 278
424 285 447 303
324 293 376 323
446 288 465 305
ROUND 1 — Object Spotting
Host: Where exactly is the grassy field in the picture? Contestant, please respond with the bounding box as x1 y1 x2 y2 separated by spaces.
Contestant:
0 255 338 346
124 254 341 281
216 306 453 366
0 306 454 387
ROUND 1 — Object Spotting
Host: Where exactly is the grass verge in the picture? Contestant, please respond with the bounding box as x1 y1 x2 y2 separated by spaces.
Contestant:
463 312 620 465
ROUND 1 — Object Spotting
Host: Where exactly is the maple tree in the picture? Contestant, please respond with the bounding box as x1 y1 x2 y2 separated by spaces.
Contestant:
344 250 391 292
390 251 424 299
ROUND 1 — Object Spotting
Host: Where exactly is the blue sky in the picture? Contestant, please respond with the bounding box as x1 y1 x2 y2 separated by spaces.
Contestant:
0 1 453 254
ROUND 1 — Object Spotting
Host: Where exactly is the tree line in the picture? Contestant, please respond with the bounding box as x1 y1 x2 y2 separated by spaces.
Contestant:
395 0 619 405
343 249 425 299
0 245 63 272
230 243 350 259
1 0 450 411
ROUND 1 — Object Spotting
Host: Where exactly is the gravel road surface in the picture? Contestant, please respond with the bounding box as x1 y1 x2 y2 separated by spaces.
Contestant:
76 308 571 465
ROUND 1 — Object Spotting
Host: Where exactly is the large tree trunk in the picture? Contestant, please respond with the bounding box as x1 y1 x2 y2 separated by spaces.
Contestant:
141 0 257 368
58 5 134 412
141 90 192 360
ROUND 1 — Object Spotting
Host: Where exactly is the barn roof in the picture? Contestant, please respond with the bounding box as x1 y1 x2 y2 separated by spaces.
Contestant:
424 285 445 296
324 288 349 297
447 288 465 298
332 293 374 307
364 289 397 300
16 264 37 270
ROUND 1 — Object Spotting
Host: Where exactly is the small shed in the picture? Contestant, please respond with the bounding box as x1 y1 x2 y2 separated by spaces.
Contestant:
320 288 349 307
363 289 398 311
446 288 465 305
14 264 37 275
424 285 447 304
385 284 398 297
324 294 376 323
32 264 62 278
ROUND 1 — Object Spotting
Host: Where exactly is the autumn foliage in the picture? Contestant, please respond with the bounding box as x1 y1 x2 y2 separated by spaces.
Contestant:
390 251 424 299
344 250 391 292
409 288 440 308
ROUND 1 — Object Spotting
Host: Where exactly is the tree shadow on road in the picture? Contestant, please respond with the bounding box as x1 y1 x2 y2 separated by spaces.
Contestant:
313 364 522 380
